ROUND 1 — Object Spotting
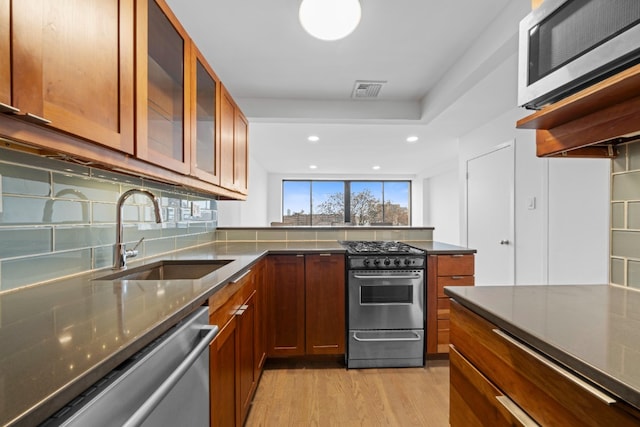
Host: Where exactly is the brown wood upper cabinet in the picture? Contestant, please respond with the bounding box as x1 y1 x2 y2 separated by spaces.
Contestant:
190 45 221 185
0 0 10 110
136 0 191 174
220 85 249 194
9 0 135 153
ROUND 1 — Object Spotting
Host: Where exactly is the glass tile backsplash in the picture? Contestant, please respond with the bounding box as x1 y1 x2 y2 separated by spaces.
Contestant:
611 141 640 288
0 147 217 292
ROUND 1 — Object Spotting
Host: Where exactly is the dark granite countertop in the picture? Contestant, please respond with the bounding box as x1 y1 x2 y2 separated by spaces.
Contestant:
407 241 476 254
0 238 471 426
0 241 345 427
445 284 640 411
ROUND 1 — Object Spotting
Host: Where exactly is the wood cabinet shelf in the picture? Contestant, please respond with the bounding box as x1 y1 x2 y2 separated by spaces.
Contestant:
516 63 640 158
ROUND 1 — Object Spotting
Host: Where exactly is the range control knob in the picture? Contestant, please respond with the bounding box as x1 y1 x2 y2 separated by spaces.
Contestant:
384 258 391 266
363 258 370 266
374 259 381 266
394 259 401 266
404 258 412 266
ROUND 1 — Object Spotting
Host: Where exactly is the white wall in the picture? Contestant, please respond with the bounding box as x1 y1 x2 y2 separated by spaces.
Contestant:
424 168 460 244
217 156 269 226
547 158 610 284
457 100 610 285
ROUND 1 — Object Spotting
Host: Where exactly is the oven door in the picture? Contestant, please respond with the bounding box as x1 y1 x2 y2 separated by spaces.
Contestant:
348 270 424 330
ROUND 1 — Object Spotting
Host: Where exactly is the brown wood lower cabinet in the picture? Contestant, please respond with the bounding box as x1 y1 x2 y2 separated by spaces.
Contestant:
210 316 237 427
266 254 306 356
209 261 264 427
305 253 345 355
450 300 640 426
267 253 345 357
427 253 474 357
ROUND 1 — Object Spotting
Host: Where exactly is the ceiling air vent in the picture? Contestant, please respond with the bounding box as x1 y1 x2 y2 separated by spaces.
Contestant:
351 80 386 99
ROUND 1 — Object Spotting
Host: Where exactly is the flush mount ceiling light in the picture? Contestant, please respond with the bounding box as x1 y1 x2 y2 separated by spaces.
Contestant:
406 136 419 143
309 165 318 169
299 0 362 41
372 165 381 170
308 135 320 142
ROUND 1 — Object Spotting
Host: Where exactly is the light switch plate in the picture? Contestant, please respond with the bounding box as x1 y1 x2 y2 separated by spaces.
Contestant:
527 197 536 210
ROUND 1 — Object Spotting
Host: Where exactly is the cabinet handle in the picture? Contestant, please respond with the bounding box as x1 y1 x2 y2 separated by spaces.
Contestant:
492 329 616 405
495 395 539 426
451 254 464 257
235 304 249 316
296 254 304 257
23 112 52 125
450 276 464 280
0 102 19 114
231 269 251 284
319 253 332 257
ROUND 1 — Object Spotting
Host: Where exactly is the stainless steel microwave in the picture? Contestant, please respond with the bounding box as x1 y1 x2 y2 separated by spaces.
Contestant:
518 0 640 110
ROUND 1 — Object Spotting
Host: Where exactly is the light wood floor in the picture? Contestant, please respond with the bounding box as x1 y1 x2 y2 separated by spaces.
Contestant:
245 358 450 426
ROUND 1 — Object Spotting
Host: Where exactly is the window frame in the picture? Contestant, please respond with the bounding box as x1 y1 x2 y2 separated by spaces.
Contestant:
281 179 412 226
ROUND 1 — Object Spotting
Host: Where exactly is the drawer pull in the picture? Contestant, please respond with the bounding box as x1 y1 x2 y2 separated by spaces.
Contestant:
492 329 616 405
450 276 464 280
23 112 52 124
296 254 304 257
0 102 19 114
231 269 251 283
451 254 464 257
495 395 539 426
319 253 332 257
235 304 249 315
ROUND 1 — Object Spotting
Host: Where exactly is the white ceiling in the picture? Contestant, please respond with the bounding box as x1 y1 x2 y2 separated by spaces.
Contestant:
165 0 525 176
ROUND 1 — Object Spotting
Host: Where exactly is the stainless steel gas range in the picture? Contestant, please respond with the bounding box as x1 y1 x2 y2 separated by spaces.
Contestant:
339 241 426 369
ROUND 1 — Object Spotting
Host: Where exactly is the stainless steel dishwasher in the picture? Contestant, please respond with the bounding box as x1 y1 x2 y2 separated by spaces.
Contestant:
45 307 218 427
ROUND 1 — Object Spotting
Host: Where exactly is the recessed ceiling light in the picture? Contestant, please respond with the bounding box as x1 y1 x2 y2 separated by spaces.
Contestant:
308 135 320 142
309 165 318 169
372 165 381 170
406 136 419 143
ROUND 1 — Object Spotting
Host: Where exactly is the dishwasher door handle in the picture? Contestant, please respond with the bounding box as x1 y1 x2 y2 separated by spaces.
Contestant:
122 325 219 427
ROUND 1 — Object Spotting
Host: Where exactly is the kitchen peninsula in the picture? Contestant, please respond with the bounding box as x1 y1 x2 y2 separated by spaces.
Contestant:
446 285 640 425
0 230 473 426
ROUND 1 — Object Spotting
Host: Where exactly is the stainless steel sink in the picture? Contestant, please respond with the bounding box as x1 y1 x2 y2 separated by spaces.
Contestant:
94 260 233 281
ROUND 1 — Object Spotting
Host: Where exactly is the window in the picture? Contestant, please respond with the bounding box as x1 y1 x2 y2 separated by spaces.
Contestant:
282 180 410 226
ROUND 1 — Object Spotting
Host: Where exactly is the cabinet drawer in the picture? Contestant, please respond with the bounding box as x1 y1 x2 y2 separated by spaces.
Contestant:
437 275 474 297
437 254 474 276
450 346 534 427
451 301 639 427
437 298 450 319
209 269 255 327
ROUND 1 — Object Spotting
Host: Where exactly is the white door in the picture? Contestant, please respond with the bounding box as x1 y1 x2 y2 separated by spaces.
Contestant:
466 143 515 285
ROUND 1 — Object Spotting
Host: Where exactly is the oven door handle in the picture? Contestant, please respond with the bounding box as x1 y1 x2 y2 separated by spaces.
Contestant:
352 331 422 342
352 274 422 280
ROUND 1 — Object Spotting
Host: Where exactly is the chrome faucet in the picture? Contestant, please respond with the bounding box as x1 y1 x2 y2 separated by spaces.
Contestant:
114 189 162 270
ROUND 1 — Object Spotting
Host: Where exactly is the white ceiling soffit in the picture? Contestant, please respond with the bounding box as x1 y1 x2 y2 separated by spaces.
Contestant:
164 0 530 176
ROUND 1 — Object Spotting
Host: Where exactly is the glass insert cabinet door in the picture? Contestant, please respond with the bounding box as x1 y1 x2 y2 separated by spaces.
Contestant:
136 0 190 174
190 45 220 184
